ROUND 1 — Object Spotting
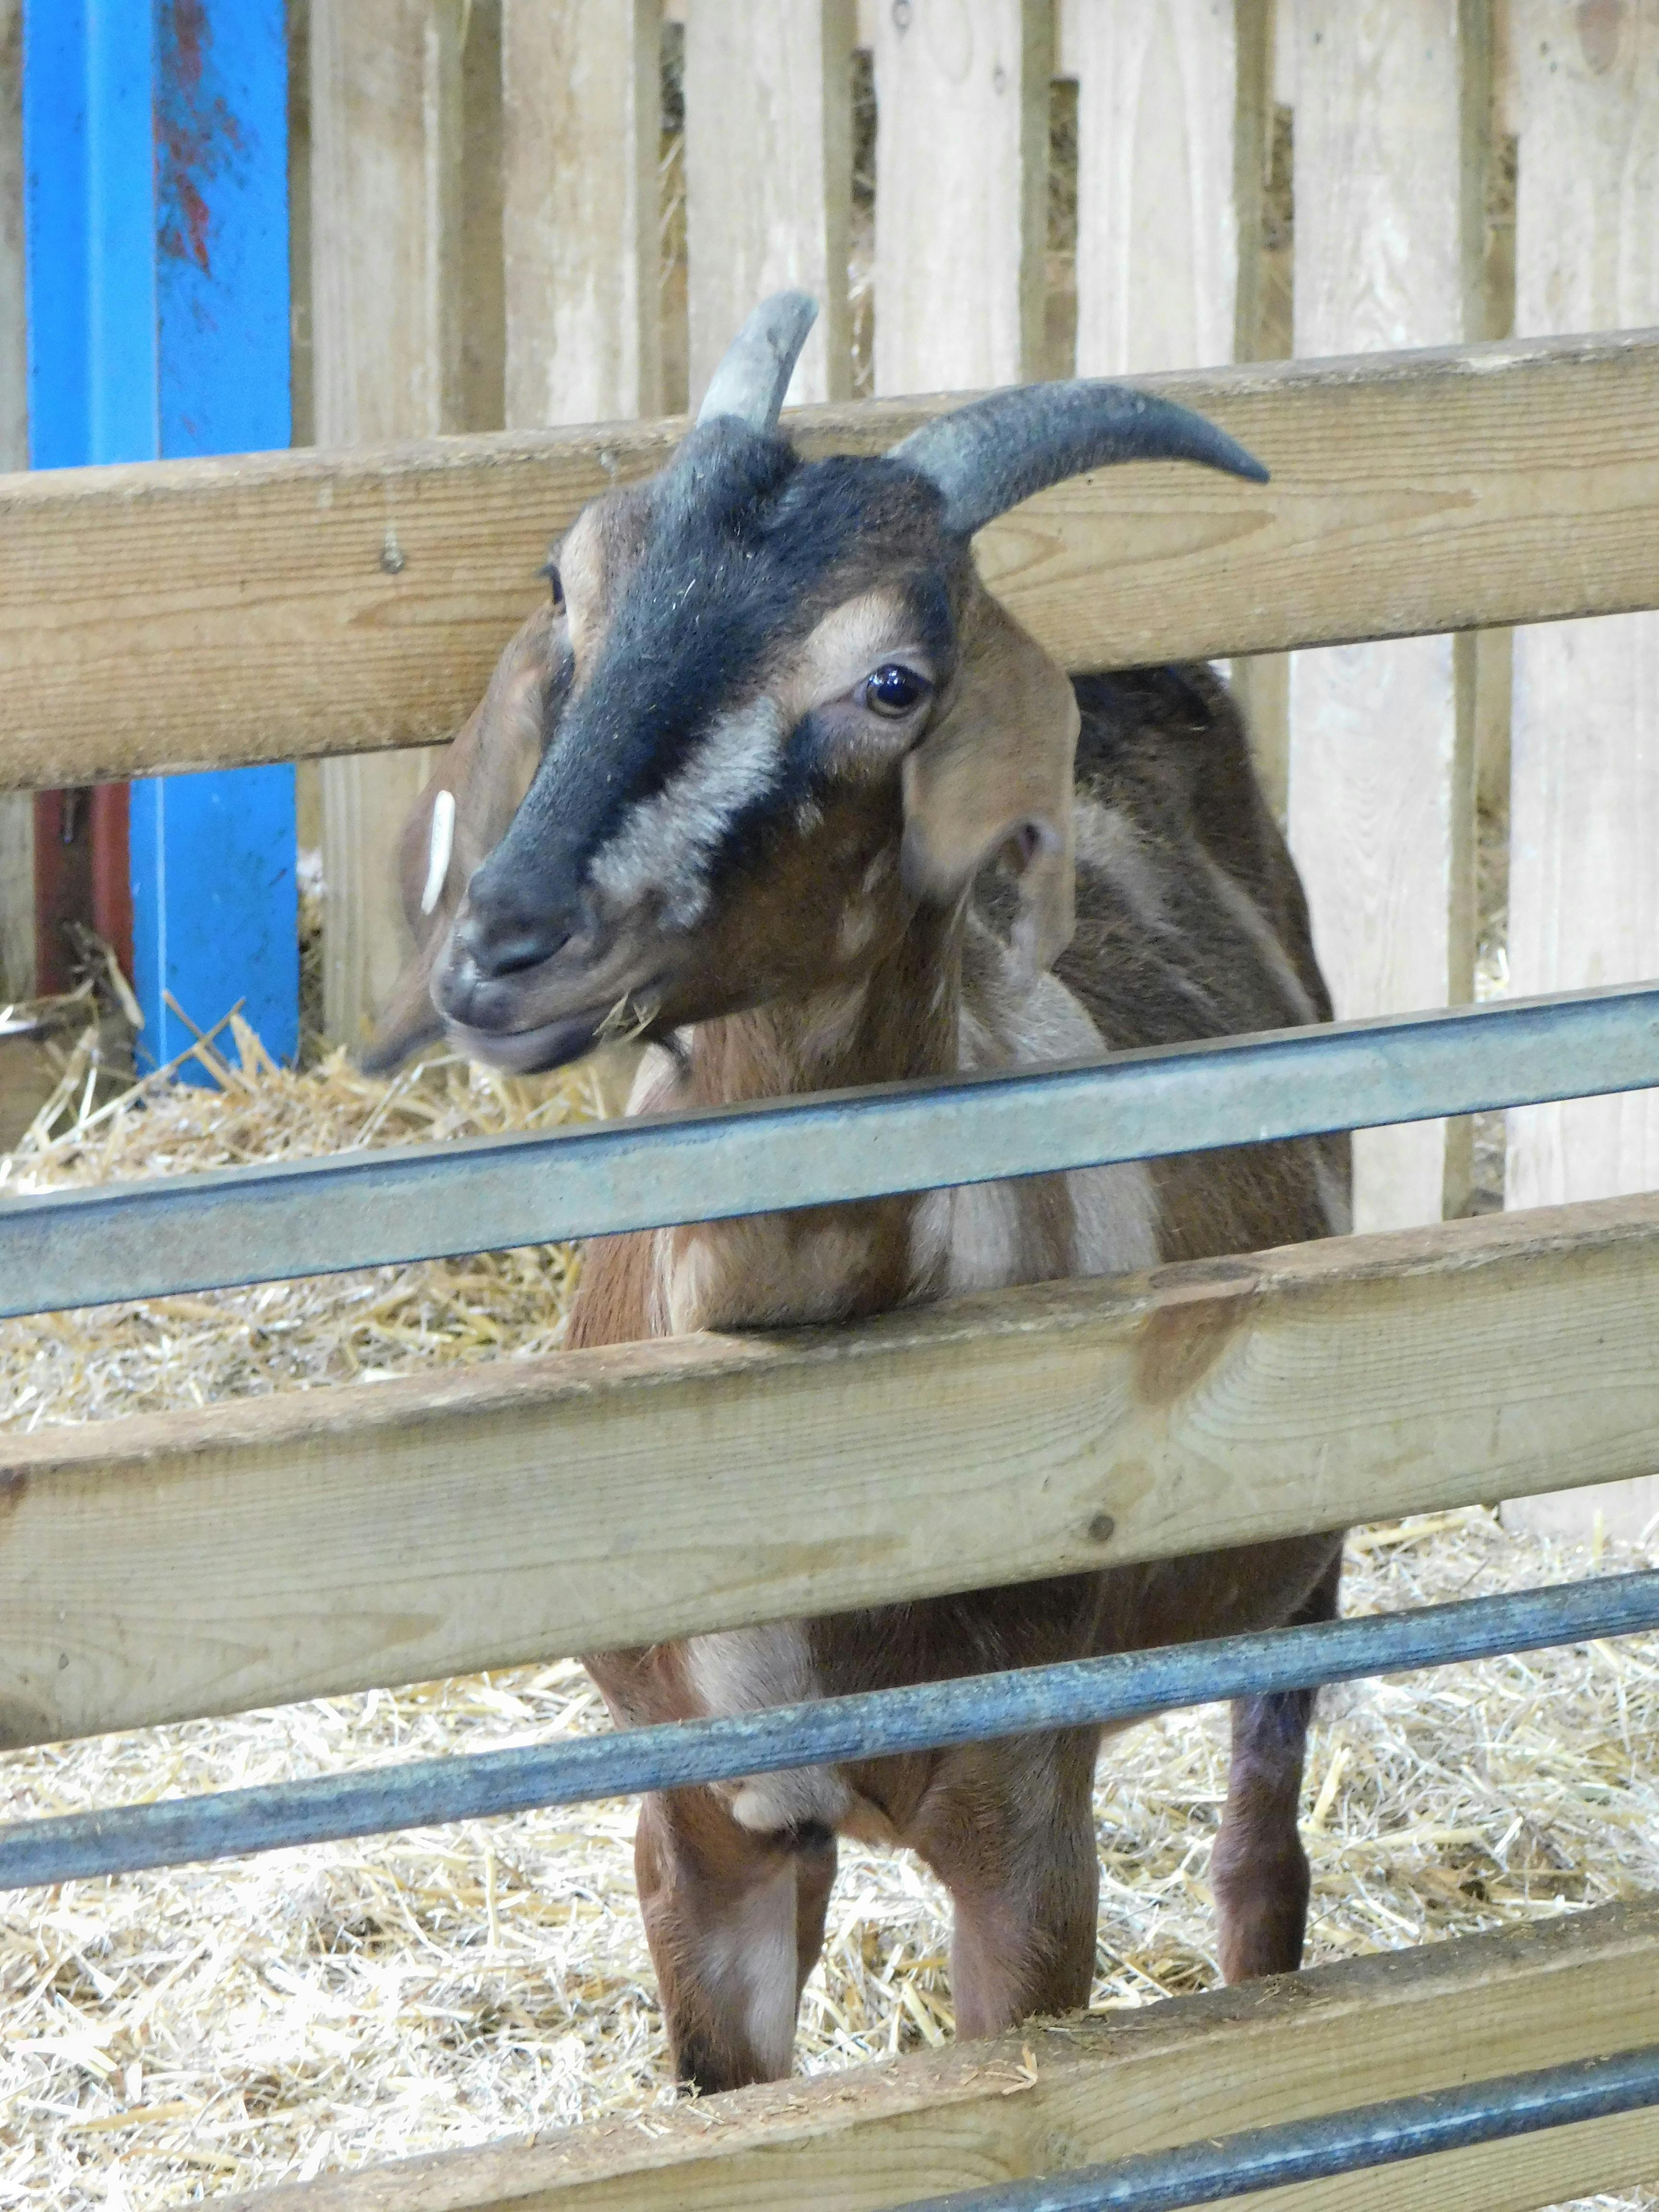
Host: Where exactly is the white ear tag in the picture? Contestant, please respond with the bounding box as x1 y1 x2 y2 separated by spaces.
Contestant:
421 788 457 916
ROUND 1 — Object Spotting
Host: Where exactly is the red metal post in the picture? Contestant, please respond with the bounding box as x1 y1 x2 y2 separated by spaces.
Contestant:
32 785 131 996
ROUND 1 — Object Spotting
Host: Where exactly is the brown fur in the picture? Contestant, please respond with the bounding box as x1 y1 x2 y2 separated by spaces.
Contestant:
562 644 1346 2093
378 470 1347 2094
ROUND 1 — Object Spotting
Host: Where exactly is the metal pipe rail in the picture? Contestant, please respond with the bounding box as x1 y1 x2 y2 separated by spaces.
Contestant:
895 2044 1659 2212
4 1571 1656 1893
4 981 1659 1319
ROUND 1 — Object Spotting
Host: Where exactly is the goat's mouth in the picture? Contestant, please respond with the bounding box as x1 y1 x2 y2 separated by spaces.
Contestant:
439 1006 613 1074
431 934 670 1074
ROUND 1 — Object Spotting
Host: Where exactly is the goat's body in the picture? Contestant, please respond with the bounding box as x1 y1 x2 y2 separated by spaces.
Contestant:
570 667 1348 2088
391 295 1319 2090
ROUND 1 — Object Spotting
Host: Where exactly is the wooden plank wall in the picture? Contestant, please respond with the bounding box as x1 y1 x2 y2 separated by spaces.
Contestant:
0 0 29 1001
1072 0 1244 379
873 0 1051 394
1069 0 1284 807
684 0 854 410
311 0 465 1050
28 0 1652 1179
1503 0 1659 1545
1231 0 1290 817
1285 0 1486 1236
501 0 662 431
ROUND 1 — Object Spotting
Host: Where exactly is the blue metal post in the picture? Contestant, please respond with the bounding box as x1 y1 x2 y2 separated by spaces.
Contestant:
22 1 98 474
22 0 140 992
138 0 298 1073
23 0 298 1074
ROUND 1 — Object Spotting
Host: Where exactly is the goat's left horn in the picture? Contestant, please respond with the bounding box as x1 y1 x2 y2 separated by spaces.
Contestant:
696 291 819 433
887 380 1268 538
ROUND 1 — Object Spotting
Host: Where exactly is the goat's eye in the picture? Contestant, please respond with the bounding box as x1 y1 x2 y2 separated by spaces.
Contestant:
863 664 926 718
542 557 565 612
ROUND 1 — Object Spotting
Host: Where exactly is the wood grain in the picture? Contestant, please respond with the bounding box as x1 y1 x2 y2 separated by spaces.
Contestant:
684 0 853 410
501 0 662 430
6 1193 1659 1747
873 0 1050 393
1071 0 1290 811
1073 0 1241 379
1286 0 1483 1235
311 0 464 1047
1502 0 1659 1547
1225 0 1288 812
222 1898 1659 2210
0 331 1658 796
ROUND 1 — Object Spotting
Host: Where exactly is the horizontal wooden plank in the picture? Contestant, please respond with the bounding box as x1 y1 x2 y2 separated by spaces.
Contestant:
0 329 1658 790
5 1192 1659 1748
227 1896 1659 2211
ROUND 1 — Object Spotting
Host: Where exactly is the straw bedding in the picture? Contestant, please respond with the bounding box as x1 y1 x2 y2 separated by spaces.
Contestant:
1 1007 1656 2210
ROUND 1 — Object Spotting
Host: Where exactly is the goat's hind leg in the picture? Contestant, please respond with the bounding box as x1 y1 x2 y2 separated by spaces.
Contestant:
1211 1551 1342 1982
634 1786 837 2094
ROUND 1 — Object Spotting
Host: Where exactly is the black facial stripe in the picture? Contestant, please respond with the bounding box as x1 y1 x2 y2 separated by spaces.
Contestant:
695 707 826 893
473 431 957 929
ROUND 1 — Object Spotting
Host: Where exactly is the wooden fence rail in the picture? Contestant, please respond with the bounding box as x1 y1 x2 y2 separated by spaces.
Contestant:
229 1896 1659 2212
0 329 1657 793
5 1189 1659 1753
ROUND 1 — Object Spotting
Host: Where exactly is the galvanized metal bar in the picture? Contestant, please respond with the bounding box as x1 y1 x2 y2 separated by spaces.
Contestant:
4 981 1659 1319
896 2044 1659 2211
2 1571 1655 1892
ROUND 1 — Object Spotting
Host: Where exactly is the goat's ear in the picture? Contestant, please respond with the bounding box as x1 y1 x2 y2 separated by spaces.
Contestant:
399 600 564 936
900 592 1079 975
362 602 568 1072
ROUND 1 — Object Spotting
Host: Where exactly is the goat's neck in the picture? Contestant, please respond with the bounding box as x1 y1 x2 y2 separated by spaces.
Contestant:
685 915 964 1108
655 914 966 1333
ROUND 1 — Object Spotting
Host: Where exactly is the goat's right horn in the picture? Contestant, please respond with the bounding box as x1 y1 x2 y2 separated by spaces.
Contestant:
696 291 819 433
888 380 1268 538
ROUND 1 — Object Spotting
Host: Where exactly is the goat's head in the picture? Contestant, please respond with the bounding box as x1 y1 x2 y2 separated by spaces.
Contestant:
416 293 1265 1075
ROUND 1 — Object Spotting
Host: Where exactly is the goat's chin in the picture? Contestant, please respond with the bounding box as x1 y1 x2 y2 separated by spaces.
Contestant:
440 1011 604 1074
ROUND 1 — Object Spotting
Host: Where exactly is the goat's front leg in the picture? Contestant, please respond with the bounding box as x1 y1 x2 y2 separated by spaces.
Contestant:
910 1728 1102 2040
1210 1551 1342 1981
634 1785 837 2093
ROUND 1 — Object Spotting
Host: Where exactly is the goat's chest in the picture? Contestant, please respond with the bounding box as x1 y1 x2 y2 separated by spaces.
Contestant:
918 969 1162 1292
648 1159 1158 1333
650 1201 919 1333
909 1163 1159 1295
633 979 1165 1336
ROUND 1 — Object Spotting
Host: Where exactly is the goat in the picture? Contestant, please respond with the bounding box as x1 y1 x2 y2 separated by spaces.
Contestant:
375 294 1350 2095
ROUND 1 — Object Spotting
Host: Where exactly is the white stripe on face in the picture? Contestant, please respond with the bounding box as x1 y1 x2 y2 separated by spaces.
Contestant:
588 695 787 929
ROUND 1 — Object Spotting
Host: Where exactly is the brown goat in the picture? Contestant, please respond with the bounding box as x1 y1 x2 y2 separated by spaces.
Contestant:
369 295 1349 2094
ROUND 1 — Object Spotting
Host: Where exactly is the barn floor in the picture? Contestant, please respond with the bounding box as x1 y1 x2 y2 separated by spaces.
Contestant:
2 1018 1657 2210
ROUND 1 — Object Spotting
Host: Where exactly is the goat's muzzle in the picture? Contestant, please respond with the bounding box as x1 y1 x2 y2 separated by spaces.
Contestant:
430 895 642 1075
450 896 571 985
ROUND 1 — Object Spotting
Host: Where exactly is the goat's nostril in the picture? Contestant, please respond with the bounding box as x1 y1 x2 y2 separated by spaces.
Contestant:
489 931 565 975
460 908 569 979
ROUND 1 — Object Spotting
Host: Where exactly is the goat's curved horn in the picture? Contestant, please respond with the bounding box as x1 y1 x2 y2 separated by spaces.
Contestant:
696 291 819 433
887 380 1268 537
